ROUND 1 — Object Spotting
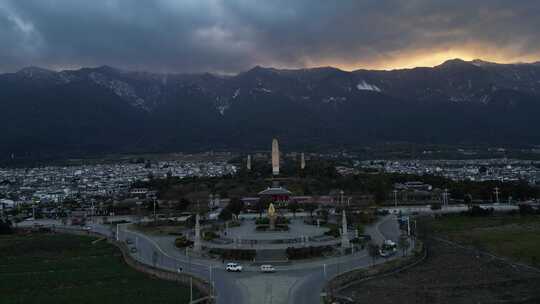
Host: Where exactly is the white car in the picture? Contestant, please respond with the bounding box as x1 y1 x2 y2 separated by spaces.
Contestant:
82 226 92 231
260 265 275 273
226 263 243 272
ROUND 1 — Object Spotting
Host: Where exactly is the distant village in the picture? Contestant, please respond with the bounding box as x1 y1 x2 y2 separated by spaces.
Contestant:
0 160 237 214
2 152 540 221
355 158 540 185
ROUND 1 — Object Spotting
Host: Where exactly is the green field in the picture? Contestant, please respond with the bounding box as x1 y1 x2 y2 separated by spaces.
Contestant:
0 233 192 304
426 215 540 267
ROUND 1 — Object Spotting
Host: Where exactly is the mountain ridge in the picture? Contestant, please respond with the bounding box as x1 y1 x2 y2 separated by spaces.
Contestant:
8 58 540 76
1 58 540 159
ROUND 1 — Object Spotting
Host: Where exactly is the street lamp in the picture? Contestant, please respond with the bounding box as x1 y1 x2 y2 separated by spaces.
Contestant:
190 277 193 303
153 199 157 223
209 265 215 299
91 201 95 223
135 201 142 223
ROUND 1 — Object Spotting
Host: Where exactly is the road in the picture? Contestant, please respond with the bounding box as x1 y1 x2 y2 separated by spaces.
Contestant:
22 215 402 304
123 215 401 304
288 215 401 304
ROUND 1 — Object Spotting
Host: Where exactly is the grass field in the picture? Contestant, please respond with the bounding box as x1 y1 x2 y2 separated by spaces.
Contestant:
0 233 192 304
426 214 540 266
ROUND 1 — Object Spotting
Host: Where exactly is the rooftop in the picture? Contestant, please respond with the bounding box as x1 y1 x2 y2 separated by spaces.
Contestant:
258 186 292 196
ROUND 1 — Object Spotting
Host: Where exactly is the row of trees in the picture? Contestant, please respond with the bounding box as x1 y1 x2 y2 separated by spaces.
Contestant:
0 219 13 234
209 248 256 261
133 158 539 206
219 198 320 221
286 246 333 259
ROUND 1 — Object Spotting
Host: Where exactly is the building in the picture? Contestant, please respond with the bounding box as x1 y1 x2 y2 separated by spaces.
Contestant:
258 184 291 204
394 181 433 191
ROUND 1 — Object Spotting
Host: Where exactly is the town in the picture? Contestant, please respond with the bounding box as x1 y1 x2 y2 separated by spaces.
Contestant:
356 158 540 185
0 160 236 213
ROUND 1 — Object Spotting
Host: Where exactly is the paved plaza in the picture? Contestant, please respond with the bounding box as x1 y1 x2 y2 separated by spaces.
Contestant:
224 218 329 241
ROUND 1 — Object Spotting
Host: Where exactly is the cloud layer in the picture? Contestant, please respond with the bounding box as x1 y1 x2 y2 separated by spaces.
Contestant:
1 0 539 73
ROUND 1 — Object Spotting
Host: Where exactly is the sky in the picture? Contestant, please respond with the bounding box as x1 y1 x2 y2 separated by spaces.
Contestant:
1 0 540 73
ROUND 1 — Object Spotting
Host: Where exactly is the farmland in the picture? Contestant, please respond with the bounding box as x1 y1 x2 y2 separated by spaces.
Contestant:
0 233 191 304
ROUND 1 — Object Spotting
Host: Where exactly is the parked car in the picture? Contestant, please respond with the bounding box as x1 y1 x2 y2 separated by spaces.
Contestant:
83 226 92 231
126 239 133 245
358 234 372 241
130 247 137 253
379 239 397 257
226 263 243 272
260 265 275 273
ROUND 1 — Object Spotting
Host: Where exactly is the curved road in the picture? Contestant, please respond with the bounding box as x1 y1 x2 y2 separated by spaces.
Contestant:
120 215 401 304
23 215 402 304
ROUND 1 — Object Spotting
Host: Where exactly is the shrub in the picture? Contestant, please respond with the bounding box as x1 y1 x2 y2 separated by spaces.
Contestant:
203 230 218 241
519 204 538 215
469 205 494 216
209 248 256 260
286 246 333 259
430 204 442 210
255 224 289 231
174 236 193 248
0 219 13 235
255 217 289 225
324 224 340 238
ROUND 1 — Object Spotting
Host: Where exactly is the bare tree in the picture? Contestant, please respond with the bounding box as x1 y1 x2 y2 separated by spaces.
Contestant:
367 241 380 265
398 235 410 257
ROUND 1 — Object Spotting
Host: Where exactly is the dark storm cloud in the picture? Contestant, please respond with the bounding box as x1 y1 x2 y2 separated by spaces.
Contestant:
1 0 539 73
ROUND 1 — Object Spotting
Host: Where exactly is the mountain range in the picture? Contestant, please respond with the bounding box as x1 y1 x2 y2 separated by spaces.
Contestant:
1 58 540 159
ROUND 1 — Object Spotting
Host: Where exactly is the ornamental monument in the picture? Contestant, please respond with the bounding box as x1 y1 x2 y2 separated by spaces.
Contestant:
268 203 277 230
341 210 350 249
272 138 280 176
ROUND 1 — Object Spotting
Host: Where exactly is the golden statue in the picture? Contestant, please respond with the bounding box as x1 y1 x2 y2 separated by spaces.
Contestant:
268 203 276 217
268 203 277 230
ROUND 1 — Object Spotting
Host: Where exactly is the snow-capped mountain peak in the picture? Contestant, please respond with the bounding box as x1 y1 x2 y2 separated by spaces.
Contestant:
356 80 381 92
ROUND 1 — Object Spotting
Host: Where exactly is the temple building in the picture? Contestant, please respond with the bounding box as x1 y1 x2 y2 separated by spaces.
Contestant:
258 183 291 205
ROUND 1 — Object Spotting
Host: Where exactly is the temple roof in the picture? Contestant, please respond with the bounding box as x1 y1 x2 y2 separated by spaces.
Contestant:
258 186 292 196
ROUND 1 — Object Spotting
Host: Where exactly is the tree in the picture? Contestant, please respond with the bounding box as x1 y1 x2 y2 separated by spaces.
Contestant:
304 203 318 219
219 207 233 221
226 198 244 218
367 241 380 265
288 201 300 218
356 224 365 235
256 199 270 218
319 208 329 222
398 235 410 257
0 219 12 234
464 193 473 210
152 251 159 267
